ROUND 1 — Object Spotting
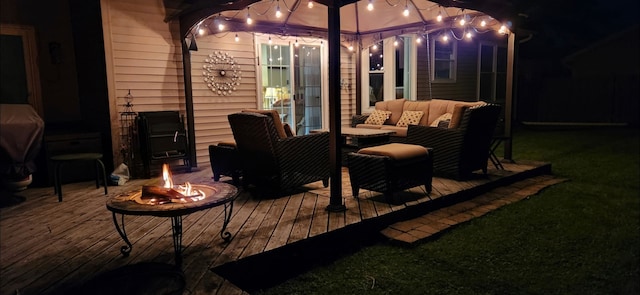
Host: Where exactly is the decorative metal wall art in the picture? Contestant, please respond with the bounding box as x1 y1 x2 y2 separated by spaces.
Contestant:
202 51 242 96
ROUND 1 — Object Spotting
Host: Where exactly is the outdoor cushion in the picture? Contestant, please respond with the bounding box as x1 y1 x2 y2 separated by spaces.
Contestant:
242 109 288 139
380 125 409 137
396 111 424 127
358 143 428 160
430 113 452 127
364 110 392 125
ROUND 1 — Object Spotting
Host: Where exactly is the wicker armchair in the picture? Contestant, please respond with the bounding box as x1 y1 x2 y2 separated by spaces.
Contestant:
405 104 501 180
227 112 330 197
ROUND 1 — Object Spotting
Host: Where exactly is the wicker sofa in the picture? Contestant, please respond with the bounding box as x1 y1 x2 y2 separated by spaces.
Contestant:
352 98 486 141
352 99 501 180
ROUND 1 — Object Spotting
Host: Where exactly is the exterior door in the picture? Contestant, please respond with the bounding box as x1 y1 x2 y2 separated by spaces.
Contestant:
258 39 324 135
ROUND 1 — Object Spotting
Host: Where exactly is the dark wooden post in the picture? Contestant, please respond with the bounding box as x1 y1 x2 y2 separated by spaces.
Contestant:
326 0 346 212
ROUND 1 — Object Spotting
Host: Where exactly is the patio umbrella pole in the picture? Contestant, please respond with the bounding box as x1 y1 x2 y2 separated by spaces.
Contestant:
326 0 346 212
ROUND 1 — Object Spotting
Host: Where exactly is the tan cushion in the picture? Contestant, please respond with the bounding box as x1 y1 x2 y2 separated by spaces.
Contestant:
364 110 392 125
355 124 383 129
358 143 428 160
385 99 406 125
396 111 424 127
449 104 470 129
429 113 452 127
403 101 431 125
218 140 237 148
242 109 288 139
380 125 408 137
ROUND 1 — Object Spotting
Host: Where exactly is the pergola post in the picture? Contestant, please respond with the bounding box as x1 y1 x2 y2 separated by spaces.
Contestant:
504 31 516 161
326 0 347 212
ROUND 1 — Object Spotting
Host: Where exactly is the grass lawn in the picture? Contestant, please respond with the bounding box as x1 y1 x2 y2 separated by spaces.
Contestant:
255 126 640 295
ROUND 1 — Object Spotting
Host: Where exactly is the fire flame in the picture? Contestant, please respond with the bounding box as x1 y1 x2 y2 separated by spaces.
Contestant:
159 163 206 203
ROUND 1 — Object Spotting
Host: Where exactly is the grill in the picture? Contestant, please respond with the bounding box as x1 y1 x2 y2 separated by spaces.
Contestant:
137 111 191 178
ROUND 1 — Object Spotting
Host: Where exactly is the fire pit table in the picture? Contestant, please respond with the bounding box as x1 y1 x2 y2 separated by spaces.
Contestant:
106 182 238 267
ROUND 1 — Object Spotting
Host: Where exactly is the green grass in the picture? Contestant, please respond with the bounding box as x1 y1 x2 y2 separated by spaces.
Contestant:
255 127 640 295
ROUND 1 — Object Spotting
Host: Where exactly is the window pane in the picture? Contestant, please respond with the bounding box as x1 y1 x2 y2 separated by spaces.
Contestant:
434 60 451 79
395 38 406 98
369 73 383 106
369 41 383 71
432 38 455 81
294 45 322 135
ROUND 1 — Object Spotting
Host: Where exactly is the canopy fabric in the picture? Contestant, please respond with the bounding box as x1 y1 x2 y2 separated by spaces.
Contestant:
182 0 507 45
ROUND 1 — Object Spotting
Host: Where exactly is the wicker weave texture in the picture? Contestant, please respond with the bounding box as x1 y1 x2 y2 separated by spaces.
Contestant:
347 150 432 203
208 144 241 184
228 112 330 196
406 104 501 180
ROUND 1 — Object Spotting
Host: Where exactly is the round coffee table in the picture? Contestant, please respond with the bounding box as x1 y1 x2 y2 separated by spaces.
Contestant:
106 182 238 267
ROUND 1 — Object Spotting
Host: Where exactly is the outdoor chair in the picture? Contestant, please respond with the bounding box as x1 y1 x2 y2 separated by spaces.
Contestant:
227 111 330 197
405 103 501 180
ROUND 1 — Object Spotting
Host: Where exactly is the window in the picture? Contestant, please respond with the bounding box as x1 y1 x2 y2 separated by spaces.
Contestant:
361 35 416 112
431 38 457 82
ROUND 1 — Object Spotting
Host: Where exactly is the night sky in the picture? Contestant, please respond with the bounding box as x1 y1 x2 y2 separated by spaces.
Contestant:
511 0 639 58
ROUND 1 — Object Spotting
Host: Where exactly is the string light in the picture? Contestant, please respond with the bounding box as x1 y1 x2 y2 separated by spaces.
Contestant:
275 0 282 18
198 28 206 35
268 36 272 44
442 34 449 42
393 39 398 46
246 8 253 25
307 0 313 8
348 45 354 51
480 20 487 27
367 0 373 11
235 34 239 42
465 31 472 39
416 37 422 44
403 1 409 17
436 12 442 22
295 38 299 47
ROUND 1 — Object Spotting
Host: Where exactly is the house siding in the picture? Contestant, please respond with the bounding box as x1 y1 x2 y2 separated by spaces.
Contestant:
189 33 258 168
416 38 480 102
101 0 184 169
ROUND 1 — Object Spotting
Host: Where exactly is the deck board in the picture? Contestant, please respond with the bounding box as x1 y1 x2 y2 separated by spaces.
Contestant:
0 160 550 294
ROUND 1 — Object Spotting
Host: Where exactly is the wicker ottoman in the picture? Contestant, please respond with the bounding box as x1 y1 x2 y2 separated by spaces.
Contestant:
209 141 241 185
347 143 433 203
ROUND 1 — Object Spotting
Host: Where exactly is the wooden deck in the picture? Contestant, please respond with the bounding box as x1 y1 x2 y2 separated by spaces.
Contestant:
0 161 550 295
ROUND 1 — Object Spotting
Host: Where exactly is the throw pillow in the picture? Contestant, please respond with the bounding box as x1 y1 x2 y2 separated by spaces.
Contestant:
364 110 392 125
396 111 424 127
430 113 453 127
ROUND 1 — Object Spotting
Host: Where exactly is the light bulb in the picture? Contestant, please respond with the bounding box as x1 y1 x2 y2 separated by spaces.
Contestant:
442 35 448 42
295 39 299 47
348 45 353 51
308 0 313 8
372 44 378 50
459 18 466 26
218 23 224 31
436 13 442 22
403 6 409 17
416 37 422 44
198 28 205 35
393 39 398 47
276 7 282 18
246 11 252 25
480 20 487 27
367 0 373 11
235 34 239 42
465 32 472 39
268 36 272 44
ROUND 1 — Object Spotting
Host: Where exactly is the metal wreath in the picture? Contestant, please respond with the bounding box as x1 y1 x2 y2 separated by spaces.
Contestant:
202 51 242 96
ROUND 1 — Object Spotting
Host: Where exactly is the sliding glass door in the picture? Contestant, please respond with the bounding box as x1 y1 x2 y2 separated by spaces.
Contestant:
259 37 325 135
